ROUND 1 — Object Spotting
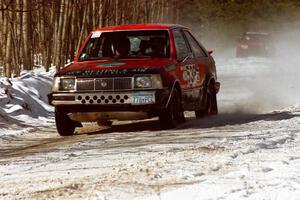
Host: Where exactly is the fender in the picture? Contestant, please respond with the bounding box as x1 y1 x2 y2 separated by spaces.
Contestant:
206 76 215 88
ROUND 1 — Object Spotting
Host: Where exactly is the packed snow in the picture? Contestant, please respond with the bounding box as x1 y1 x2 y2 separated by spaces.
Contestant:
0 57 300 200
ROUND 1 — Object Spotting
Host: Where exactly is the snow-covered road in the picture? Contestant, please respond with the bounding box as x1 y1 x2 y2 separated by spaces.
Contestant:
0 58 300 200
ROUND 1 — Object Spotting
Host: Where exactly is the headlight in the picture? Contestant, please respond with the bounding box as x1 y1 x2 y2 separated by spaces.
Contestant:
60 78 75 91
134 76 152 88
134 74 163 89
240 44 248 49
52 77 75 92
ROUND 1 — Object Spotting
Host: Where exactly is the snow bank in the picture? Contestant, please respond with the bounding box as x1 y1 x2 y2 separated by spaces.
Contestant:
0 66 55 137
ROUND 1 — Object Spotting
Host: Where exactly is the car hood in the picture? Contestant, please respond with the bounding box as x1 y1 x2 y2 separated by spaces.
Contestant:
56 59 174 77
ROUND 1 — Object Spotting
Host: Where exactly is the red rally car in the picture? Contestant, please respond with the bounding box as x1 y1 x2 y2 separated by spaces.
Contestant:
48 24 220 136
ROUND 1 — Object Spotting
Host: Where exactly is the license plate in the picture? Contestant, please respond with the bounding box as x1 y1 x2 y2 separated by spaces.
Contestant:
132 93 155 105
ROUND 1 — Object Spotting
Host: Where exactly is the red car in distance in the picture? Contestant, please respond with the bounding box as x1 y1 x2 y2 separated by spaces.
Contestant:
48 24 220 136
236 32 273 58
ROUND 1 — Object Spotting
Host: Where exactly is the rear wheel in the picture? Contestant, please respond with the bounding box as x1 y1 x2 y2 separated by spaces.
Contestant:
195 83 218 118
55 108 76 136
159 89 184 129
209 86 218 115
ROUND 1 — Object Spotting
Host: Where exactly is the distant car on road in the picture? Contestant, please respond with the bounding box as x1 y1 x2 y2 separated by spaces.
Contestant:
236 32 273 58
48 24 220 136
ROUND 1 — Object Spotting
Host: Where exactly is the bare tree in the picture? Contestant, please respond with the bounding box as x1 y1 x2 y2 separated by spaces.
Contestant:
0 0 183 76
23 0 33 70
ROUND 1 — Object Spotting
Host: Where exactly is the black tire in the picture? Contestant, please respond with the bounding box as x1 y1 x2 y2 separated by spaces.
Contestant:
195 83 218 118
97 120 113 127
209 86 218 115
159 89 184 129
55 108 76 136
195 108 206 118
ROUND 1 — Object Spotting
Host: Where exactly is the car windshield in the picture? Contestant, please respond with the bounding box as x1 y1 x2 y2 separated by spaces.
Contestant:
79 30 170 61
244 33 270 41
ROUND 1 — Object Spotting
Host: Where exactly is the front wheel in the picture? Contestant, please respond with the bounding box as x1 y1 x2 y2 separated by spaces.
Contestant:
55 108 76 136
159 89 184 129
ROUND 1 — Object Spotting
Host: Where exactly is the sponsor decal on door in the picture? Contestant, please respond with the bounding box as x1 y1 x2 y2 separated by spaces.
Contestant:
181 64 200 86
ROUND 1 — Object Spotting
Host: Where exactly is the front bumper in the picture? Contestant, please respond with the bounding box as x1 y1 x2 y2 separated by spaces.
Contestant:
48 89 170 115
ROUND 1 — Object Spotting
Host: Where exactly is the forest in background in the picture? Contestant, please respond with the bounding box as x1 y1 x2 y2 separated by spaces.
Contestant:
1 0 300 77
183 0 300 52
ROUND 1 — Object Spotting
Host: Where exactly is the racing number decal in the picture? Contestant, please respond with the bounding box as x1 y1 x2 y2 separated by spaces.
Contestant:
181 64 200 86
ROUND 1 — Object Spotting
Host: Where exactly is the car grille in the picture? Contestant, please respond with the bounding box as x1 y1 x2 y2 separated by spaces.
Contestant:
76 77 132 91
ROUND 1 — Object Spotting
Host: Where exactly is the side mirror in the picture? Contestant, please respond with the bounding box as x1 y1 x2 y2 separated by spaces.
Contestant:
208 50 213 55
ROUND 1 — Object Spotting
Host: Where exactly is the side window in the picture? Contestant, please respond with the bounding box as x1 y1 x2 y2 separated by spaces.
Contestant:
183 31 207 58
172 29 192 60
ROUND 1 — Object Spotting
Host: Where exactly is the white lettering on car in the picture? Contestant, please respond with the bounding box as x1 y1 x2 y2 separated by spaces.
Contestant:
91 32 101 38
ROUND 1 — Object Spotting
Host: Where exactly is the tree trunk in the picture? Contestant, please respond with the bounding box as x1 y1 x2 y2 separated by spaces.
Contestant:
15 0 23 76
5 9 12 77
76 0 89 52
23 0 33 70
0 0 4 73
55 0 65 70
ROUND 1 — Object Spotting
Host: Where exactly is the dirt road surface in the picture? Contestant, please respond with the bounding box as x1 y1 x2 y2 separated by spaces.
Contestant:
1 58 300 199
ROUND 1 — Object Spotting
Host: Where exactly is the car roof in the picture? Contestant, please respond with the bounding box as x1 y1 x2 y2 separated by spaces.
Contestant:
93 24 188 32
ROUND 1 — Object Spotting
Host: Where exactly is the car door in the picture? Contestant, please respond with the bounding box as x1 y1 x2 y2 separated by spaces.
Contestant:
182 30 216 101
172 28 200 109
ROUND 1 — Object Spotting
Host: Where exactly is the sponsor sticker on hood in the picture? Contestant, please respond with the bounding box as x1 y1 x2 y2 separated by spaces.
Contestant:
98 62 126 68
61 67 161 76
